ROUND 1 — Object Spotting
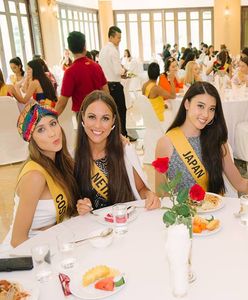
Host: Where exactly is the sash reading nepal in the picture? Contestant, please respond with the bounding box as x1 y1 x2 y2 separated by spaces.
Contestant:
166 127 208 191
18 161 68 223
91 162 108 200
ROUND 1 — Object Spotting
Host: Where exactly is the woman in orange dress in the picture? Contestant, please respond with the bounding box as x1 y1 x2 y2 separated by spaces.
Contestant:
159 57 183 94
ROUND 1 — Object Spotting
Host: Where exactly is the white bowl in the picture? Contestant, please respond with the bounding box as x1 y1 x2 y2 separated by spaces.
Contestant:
89 228 114 248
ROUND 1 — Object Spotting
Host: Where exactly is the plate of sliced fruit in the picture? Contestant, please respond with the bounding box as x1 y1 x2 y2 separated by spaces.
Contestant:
69 265 126 299
193 215 221 237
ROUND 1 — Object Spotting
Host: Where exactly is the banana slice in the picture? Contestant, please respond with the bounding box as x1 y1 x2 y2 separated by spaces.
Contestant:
82 265 111 286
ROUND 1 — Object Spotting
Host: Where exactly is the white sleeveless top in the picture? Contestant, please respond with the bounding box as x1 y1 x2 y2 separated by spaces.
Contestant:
1 194 56 250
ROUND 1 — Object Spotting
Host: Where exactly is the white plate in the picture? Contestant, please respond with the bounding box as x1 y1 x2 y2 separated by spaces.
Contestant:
193 224 221 237
196 192 225 214
94 207 138 227
0 279 39 300
70 269 126 299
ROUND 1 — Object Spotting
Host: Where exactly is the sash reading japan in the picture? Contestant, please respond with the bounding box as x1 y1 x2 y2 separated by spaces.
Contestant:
166 127 208 191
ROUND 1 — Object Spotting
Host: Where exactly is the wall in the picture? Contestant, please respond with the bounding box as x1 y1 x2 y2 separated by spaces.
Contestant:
112 0 214 10
37 0 61 67
214 0 241 55
57 0 98 9
98 1 114 46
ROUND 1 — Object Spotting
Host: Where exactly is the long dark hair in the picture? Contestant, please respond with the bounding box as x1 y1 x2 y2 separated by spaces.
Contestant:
28 129 78 217
163 57 176 76
167 81 228 194
74 90 135 205
27 59 57 101
9 57 25 76
0 68 5 89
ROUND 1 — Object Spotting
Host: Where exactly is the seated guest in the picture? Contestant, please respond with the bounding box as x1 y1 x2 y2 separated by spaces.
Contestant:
90 50 99 63
232 57 248 86
241 47 248 59
180 52 196 70
60 49 73 71
35 58 58 95
206 50 232 77
0 67 23 98
155 81 248 195
142 62 175 121
3 102 78 248
16 59 57 107
8 57 25 87
75 90 160 214
183 61 202 86
159 57 183 94
179 48 192 69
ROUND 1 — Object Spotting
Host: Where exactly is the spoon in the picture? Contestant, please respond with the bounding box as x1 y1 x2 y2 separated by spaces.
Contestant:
74 228 113 244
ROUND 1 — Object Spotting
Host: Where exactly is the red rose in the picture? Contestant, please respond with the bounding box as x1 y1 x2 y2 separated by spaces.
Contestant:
189 184 205 202
152 157 169 174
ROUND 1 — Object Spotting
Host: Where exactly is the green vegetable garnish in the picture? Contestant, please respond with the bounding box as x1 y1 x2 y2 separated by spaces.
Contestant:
114 276 125 287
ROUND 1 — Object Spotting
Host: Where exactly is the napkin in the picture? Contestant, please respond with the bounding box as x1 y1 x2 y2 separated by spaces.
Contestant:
165 224 191 297
59 273 72 296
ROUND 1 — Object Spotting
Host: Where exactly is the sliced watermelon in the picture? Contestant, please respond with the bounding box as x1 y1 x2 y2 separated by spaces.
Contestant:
94 277 114 291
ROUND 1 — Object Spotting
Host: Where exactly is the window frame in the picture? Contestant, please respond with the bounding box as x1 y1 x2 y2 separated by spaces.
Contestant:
57 3 100 54
114 7 213 61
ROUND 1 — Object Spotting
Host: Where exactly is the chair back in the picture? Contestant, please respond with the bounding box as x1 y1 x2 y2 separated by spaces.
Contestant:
135 95 164 163
0 96 28 165
58 98 76 157
223 143 238 197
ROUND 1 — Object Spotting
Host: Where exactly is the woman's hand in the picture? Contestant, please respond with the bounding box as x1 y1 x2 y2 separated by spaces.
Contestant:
144 191 161 210
76 198 92 216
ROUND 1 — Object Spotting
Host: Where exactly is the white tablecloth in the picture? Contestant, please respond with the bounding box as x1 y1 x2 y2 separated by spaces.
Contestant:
169 94 248 157
1 197 248 300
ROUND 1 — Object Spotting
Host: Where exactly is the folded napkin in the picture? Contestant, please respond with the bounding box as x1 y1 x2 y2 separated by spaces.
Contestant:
165 224 191 297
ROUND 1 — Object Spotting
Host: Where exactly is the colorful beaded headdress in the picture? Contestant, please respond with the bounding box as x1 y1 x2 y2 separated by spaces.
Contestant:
17 102 58 142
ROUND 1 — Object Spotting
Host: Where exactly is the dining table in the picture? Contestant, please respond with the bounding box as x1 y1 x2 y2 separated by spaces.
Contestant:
1 197 248 300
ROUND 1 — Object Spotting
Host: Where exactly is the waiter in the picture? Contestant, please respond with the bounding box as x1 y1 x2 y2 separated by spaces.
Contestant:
99 26 136 142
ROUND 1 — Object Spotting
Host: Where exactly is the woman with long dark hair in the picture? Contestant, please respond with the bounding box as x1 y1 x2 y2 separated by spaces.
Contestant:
8 57 25 86
159 57 183 94
16 59 57 107
74 90 160 214
3 102 78 248
155 81 248 195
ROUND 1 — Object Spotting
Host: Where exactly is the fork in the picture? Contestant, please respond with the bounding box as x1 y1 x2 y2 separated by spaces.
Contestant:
90 209 99 216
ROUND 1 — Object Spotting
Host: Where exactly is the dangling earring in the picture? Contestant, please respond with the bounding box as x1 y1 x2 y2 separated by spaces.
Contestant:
81 122 85 128
111 125 115 130
207 118 214 126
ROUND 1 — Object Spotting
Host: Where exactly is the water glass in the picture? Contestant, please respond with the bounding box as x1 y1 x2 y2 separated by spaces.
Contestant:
240 195 248 226
57 230 76 269
112 203 128 234
31 244 52 283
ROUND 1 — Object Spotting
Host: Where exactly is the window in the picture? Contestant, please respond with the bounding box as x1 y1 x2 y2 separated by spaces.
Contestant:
0 0 37 79
58 4 100 54
114 8 213 62
202 11 212 45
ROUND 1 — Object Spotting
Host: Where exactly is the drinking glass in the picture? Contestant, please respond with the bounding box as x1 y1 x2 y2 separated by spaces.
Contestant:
57 229 76 269
31 244 52 283
112 203 128 234
240 195 248 226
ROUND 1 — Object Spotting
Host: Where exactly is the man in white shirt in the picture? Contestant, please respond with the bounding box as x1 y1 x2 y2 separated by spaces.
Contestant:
99 26 136 141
